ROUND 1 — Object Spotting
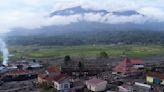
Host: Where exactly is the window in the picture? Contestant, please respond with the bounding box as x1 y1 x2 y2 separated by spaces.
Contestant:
64 84 69 88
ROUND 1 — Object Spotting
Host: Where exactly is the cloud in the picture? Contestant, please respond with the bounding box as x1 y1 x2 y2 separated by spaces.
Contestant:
0 0 164 33
46 12 145 26
46 14 83 26
0 11 47 32
138 7 164 22
52 0 138 12
83 13 145 24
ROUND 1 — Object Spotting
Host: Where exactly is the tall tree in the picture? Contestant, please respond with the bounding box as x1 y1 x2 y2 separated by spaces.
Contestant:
64 55 71 65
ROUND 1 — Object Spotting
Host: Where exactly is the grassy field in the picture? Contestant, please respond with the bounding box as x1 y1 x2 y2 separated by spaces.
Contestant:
4 44 164 60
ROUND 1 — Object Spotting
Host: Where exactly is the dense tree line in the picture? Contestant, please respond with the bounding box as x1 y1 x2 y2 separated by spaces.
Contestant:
5 30 164 46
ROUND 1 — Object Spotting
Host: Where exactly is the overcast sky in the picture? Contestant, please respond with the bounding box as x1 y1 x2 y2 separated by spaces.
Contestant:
0 0 164 33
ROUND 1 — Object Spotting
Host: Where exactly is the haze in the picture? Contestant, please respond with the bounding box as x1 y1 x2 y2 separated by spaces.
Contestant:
0 0 164 33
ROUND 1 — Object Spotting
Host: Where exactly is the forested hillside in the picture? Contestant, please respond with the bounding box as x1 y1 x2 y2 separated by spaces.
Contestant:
5 30 164 46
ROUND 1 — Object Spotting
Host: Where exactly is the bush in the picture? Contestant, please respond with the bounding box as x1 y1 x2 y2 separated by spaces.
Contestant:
99 51 108 59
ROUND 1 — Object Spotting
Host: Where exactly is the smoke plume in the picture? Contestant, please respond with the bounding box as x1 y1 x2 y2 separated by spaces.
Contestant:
0 39 9 66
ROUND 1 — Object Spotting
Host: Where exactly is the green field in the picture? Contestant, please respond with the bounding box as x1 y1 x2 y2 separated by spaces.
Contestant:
4 44 164 60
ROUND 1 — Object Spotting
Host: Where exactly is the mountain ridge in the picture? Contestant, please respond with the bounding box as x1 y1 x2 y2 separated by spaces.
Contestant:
6 5 164 37
50 6 141 16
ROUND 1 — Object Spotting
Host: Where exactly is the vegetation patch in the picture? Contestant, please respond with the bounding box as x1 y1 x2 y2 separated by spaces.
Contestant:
4 44 164 60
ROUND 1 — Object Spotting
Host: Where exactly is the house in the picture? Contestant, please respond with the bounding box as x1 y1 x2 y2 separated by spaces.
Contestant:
0 65 8 74
38 73 71 91
38 67 71 91
38 66 61 83
2 69 37 82
46 67 61 76
85 78 107 92
27 61 43 69
7 61 42 70
38 74 52 83
146 72 164 85
53 74 71 91
113 57 144 76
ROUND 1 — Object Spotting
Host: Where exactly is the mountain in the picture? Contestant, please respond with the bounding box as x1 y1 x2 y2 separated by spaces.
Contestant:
5 5 164 46
7 6 147 36
50 6 109 16
50 6 141 16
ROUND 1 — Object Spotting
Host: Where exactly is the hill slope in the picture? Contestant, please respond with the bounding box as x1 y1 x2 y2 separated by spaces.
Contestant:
5 30 164 46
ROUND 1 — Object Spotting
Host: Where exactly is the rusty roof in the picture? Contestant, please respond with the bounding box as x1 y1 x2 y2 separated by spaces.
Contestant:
5 69 32 76
47 67 60 73
38 73 70 83
147 72 164 79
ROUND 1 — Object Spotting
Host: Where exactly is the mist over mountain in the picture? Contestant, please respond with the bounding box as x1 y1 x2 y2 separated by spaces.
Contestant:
8 22 164 36
5 6 164 46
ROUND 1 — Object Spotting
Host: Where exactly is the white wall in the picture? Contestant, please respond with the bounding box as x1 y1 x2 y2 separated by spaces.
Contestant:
161 80 164 85
94 81 107 91
53 80 70 91
133 65 144 68
86 81 107 92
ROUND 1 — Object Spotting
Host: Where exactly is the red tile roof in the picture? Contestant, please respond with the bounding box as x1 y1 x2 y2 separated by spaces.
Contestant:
123 57 144 65
54 74 70 83
38 74 70 83
147 72 164 79
114 57 144 74
47 67 60 73
5 69 32 76
86 78 106 85
130 60 144 65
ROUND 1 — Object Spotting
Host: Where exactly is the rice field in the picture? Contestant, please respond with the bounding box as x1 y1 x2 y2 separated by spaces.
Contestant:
4 44 164 60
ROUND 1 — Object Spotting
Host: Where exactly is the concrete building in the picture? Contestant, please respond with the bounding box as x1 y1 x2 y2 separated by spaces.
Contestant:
53 74 71 91
146 72 164 85
85 78 107 92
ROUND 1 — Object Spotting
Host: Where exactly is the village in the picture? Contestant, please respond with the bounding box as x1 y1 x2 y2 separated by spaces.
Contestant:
0 56 164 92
1 0 164 92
